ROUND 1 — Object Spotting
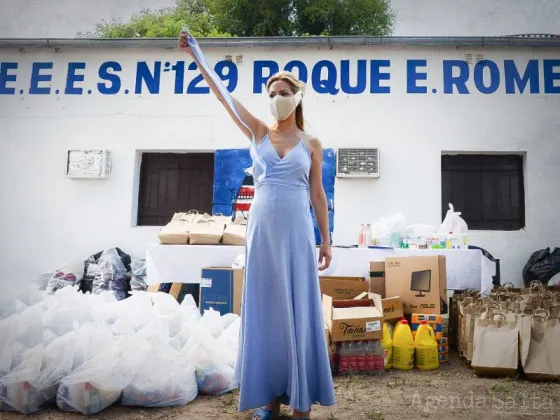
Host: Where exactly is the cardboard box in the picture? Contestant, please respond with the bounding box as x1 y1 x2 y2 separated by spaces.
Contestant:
322 294 384 342
385 256 448 315
355 292 404 320
319 276 368 300
369 261 386 297
199 268 243 316
411 313 444 340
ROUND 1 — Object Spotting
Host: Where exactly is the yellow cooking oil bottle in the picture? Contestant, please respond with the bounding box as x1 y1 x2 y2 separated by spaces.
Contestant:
415 320 440 371
381 322 393 369
392 319 414 370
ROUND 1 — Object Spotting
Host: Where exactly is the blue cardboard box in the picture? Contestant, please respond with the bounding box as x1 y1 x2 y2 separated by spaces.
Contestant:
199 268 244 315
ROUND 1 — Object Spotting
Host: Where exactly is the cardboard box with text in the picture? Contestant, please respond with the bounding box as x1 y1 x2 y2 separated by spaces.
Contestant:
369 261 386 298
322 294 384 342
385 256 447 315
319 276 369 300
199 267 243 315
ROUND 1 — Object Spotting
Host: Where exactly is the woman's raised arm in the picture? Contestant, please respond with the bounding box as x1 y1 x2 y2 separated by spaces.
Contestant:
178 32 267 142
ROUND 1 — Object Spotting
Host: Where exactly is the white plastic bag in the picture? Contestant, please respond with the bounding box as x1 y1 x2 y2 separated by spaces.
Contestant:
0 345 44 413
438 203 468 235
2 332 80 413
221 313 239 330
46 256 85 295
182 325 236 395
199 309 225 339
406 224 437 238
57 344 133 414
217 318 241 368
121 321 198 407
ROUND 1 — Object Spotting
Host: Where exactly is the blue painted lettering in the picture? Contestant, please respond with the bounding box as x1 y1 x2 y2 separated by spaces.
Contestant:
443 60 469 94
172 61 185 94
215 60 238 93
543 59 560 94
253 60 279 93
284 60 308 83
187 61 209 94
29 62 53 95
474 60 500 94
341 60 367 94
0 62 18 95
370 60 390 94
135 61 161 94
97 61 122 94
312 60 339 95
407 60 427 94
504 60 539 94
65 62 86 95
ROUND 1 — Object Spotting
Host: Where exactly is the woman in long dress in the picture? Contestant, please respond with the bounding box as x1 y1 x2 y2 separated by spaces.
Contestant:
179 32 336 420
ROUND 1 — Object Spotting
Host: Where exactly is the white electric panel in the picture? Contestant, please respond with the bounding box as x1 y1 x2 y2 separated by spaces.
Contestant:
65 150 112 179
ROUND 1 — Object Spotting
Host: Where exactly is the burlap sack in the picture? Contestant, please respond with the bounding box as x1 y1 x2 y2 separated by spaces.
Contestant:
189 214 226 245
158 211 201 244
472 313 519 377
222 217 247 246
519 313 560 381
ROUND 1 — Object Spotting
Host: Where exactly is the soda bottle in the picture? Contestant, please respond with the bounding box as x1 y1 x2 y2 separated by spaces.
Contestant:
358 224 365 247
356 341 367 372
338 342 349 374
348 341 358 372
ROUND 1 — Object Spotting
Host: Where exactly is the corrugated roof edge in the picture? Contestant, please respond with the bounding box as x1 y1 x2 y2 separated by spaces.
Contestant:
1 36 560 49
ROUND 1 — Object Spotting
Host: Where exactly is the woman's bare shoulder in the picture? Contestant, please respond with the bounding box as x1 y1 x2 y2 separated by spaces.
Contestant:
301 132 322 152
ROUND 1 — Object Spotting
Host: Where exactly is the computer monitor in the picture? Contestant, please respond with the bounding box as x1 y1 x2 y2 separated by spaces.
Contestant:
411 270 431 297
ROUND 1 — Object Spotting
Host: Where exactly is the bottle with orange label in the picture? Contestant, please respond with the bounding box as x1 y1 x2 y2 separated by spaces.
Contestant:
415 320 439 371
392 319 414 370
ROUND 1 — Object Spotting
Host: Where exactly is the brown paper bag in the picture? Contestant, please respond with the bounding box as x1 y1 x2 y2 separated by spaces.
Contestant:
222 217 247 246
472 313 519 377
158 211 200 244
519 314 560 381
189 214 226 245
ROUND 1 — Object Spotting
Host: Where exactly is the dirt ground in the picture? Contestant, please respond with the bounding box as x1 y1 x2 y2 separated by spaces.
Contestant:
3 354 559 420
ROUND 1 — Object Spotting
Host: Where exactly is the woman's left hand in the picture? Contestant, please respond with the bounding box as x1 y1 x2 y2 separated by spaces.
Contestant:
318 243 332 271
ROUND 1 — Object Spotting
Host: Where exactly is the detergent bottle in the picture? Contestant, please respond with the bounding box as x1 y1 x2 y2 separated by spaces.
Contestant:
415 320 440 371
392 319 414 370
381 322 393 369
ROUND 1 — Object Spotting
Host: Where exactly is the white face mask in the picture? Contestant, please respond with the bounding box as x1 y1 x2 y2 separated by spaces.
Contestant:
270 91 303 121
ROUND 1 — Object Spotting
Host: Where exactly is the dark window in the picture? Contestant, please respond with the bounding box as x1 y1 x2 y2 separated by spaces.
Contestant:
137 153 214 226
441 154 525 231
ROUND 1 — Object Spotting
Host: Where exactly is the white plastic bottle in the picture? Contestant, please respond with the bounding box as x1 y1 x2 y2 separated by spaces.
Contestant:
365 224 373 246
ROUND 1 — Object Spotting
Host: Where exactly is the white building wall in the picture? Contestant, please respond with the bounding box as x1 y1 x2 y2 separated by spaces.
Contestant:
1 43 559 288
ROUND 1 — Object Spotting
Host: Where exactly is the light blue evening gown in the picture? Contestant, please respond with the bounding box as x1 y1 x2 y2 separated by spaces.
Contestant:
234 133 336 413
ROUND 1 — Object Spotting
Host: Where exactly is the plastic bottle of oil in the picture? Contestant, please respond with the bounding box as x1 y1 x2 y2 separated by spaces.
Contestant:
392 319 414 370
414 320 440 371
381 322 393 369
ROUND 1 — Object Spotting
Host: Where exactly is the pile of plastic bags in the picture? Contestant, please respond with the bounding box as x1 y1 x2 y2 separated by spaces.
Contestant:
0 285 240 414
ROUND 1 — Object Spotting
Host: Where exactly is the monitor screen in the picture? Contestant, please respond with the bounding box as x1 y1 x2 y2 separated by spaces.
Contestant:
411 270 431 294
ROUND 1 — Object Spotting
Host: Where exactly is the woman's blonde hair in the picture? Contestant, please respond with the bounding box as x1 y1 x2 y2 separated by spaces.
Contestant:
266 71 306 131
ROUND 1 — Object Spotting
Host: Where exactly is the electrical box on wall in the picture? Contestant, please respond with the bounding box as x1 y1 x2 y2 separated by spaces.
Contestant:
336 148 380 178
65 150 112 179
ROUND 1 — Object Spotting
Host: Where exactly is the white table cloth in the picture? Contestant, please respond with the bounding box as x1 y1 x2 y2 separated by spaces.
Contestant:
146 244 495 295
